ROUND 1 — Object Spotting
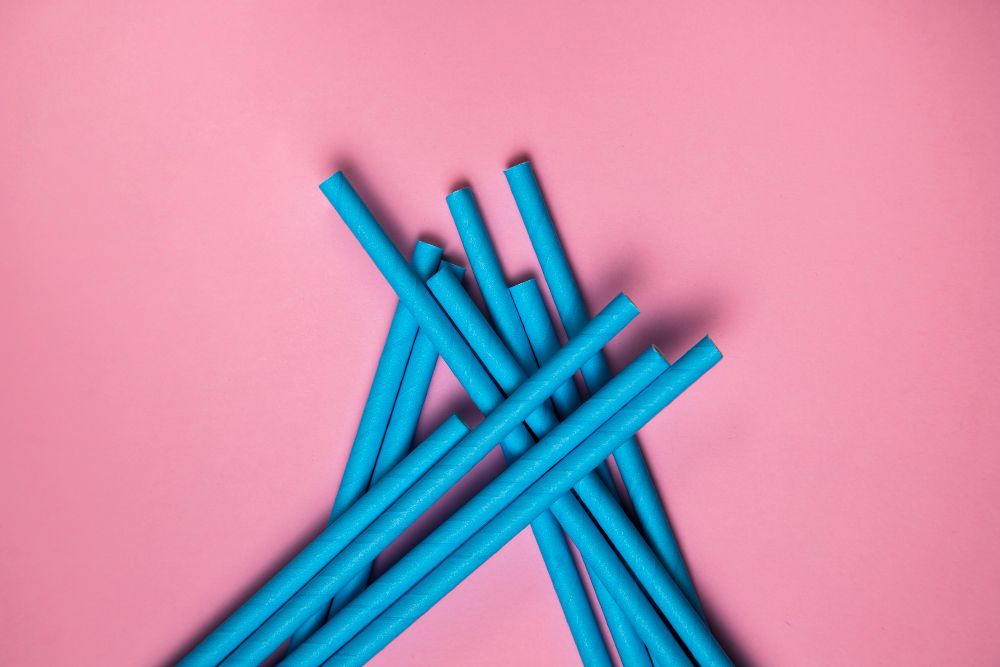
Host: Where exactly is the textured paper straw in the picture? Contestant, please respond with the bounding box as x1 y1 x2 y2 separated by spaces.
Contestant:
208 296 640 667
510 279 619 494
446 187 537 375
511 278 652 667
321 171 612 665
431 267 652 664
569 470 726 666
277 346 669 667
176 415 469 667
316 262 469 635
286 241 443 652
428 266 616 667
321 337 723 667
427 267 561 447
505 160 705 619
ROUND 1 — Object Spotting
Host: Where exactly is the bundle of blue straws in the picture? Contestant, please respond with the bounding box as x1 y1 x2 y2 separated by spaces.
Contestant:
176 161 731 667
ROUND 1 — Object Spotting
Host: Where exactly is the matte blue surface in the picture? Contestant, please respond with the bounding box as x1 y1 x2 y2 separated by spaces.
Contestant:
322 171 621 666
176 415 469 667
286 241 443 652
447 186 537 375
209 295 640 666
509 279 619 497
505 161 705 618
428 266 615 667
511 278 650 667
322 338 724 667
278 347 669 667
320 263 468 630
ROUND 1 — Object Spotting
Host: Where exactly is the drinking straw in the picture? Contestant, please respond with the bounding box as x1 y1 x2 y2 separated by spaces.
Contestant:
428 266 617 666
511 278 652 667
286 241 443 652
427 267 561 443
321 171 618 666
313 263 469 638
430 268 654 665
509 279 619 494
278 346 669 667
191 294 639 667
319 337 723 667
567 471 727 666
505 160 705 618
448 189 619 491
177 415 469 667
446 187 537 374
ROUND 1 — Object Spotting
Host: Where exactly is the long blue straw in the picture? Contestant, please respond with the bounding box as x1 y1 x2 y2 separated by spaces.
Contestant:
316 263 468 635
511 278 654 667
279 346 668 667
505 160 705 619
323 337 723 667
431 267 652 664
205 296 640 666
286 241 443 652
177 415 469 667
320 171 620 665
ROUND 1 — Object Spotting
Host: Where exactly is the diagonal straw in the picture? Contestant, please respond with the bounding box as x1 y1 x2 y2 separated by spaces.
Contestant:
506 160 706 619
277 346 669 667
324 337 724 667
184 292 638 667
285 241 442 652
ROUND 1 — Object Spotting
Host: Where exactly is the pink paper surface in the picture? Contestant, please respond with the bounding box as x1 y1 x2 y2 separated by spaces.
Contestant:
1 2 998 666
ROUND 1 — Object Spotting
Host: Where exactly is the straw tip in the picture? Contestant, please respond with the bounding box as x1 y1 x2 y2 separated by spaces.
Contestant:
445 186 472 201
504 161 531 174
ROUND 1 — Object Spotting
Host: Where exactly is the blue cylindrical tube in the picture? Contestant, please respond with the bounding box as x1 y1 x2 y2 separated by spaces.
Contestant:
320 263 468 629
321 338 724 667
286 241 443 652
176 414 469 667
278 347 669 667
446 186 538 375
505 161 705 618
511 278 651 667
188 293 639 667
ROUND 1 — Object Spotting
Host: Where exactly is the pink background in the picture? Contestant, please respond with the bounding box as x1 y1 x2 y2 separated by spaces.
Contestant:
2 1 999 665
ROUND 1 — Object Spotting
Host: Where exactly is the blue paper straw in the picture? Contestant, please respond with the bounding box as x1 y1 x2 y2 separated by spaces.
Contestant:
570 471 727 666
286 242 443 652
317 263 469 634
322 338 723 667
208 296 640 667
511 279 652 667
446 187 537 375
431 267 648 664
427 267 561 449
278 346 669 667
321 171 615 665
428 267 617 666
509 280 620 497
177 415 469 667
505 160 705 619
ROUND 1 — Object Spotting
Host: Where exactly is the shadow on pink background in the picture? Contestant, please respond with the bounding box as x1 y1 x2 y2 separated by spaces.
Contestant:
1 1 998 665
